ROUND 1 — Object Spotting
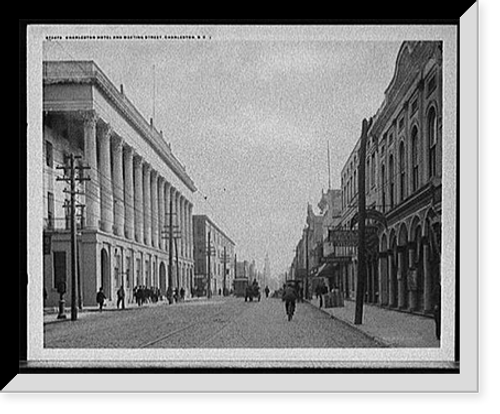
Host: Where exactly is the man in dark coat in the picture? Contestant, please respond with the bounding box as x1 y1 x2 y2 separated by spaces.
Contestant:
117 285 125 309
282 283 298 319
96 287 106 312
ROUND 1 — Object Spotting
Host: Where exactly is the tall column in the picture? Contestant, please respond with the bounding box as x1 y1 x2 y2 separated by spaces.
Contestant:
151 170 158 248
158 176 165 250
188 202 193 260
167 186 175 288
83 111 99 230
99 123 114 233
422 238 433 312
164 182 171 255
388 251 396 307
378 252 387 306
111 136 124 237
133 155 143 243
172 189 180 288
180 196 185 258
143 163 151 246
123 145 135 240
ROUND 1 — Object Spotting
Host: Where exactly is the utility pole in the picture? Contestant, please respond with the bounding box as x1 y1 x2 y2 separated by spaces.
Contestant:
161 203 180 294
305 225 310 300
56 154 89 321
354 118 369 325
220 246 231 296
206 231 216 298
223 246 227 296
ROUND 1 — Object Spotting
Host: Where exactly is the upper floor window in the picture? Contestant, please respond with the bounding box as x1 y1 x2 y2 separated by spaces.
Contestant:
428 106 438 178
411 126 419 192
399 142 406 202
388 155 395 209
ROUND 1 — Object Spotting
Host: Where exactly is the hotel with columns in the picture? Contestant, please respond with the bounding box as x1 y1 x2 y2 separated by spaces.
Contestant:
42 61 196 307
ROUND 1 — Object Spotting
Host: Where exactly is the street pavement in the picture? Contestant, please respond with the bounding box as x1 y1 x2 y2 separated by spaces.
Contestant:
307 297 440 348
44 296 381 349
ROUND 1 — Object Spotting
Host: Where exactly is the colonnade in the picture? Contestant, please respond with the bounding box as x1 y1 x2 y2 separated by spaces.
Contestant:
82 111 194 261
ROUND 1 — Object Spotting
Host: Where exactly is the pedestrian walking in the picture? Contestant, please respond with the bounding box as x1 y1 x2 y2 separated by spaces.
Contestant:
265 286 270 298
282 283 298 321
96 287 106 312
166 286 173 304
117 285 125 309
180 287 185 301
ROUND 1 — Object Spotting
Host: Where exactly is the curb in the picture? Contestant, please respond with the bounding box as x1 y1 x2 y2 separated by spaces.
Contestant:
304 300 391 348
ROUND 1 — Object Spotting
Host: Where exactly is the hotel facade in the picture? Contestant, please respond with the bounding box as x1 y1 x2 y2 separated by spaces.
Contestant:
42 61 196 308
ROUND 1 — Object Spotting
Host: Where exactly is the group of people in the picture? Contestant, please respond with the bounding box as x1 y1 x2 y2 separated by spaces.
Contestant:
95 285 188 311
165 286 186 304
133 285 161 306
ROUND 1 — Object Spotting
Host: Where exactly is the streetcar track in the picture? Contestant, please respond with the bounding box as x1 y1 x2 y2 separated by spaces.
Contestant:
138 302 249 348
196 306 250 347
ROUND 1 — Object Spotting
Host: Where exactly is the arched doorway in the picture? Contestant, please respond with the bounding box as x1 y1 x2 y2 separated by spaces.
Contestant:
159 262 167 296
379 233 389 306
389 230 398 307
397 223 409 309
409 216 424 311
425 208 441 311
100 247 110 299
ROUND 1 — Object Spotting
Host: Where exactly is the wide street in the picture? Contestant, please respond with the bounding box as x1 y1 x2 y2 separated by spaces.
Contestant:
44 296 380 349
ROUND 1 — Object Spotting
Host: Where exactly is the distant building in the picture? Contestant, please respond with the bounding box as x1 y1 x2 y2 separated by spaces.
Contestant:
235 260 249 279
193 215 235 296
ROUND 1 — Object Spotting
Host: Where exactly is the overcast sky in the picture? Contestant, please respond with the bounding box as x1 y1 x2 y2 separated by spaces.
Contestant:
43 35 402 275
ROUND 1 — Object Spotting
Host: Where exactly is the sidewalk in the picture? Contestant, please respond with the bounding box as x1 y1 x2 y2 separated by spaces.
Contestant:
306 297 440 348
43 296 207 325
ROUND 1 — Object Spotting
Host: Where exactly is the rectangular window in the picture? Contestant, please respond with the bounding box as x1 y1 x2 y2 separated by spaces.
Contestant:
126 257 131 288
136 258 141 286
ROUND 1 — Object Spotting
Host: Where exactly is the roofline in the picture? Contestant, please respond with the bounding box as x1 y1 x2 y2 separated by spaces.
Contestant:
43 60 197 192
193 214 236 246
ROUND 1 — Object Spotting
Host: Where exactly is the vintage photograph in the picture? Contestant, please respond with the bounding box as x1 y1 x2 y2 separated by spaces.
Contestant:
23 23 465 381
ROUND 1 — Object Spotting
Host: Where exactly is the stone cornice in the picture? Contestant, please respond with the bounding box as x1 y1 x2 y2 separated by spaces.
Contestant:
43 61 196 193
